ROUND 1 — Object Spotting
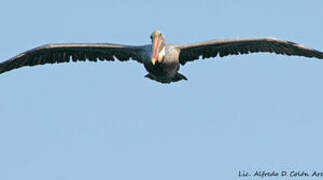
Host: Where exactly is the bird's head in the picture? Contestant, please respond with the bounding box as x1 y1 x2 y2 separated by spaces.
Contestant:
150 30 166 65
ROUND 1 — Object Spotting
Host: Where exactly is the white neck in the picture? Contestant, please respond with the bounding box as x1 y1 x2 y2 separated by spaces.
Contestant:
158 47 166 62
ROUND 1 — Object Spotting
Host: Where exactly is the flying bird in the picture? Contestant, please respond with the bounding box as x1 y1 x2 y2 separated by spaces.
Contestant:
1 30 323 83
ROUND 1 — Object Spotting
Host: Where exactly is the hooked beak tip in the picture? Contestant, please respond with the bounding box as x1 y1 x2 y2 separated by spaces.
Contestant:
151 58 157 65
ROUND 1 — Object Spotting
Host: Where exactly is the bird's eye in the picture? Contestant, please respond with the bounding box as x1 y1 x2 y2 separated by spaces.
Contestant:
150 36 153 40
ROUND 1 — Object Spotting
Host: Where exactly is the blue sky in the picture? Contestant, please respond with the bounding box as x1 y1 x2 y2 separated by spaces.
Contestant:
0 0 323 179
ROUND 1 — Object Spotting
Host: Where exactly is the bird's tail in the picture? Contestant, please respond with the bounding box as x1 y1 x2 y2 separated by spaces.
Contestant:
145 73 187 84
172 72 187 82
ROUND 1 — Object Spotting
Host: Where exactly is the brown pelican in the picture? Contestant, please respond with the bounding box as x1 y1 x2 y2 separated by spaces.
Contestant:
1 30 323 83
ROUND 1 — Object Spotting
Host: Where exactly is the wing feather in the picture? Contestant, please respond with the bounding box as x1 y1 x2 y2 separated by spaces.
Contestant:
177 37 323 65
0 43 146 74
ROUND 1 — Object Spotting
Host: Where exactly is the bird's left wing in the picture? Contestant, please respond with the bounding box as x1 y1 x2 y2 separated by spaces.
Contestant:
175 37 323 65
0 43 147 74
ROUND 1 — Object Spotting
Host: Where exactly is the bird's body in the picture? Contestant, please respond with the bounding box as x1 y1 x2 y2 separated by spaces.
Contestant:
1 30 323 83
142 44 184 83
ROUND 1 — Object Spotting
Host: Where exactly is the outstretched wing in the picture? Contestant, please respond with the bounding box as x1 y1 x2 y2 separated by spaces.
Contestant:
176 37 323 65
0 43 147 74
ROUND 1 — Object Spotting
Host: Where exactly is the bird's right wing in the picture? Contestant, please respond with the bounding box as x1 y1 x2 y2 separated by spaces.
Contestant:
0 43 148 74
175 37 323 65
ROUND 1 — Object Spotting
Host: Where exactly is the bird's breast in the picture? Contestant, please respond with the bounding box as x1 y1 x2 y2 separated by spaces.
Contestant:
144 61 176 77
144 46 180 78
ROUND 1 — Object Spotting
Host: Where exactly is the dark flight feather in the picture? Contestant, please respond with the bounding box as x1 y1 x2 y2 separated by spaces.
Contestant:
177 37 323 65
0 43 145 74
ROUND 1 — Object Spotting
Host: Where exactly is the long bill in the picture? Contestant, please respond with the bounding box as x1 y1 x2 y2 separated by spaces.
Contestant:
151 36 163 65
